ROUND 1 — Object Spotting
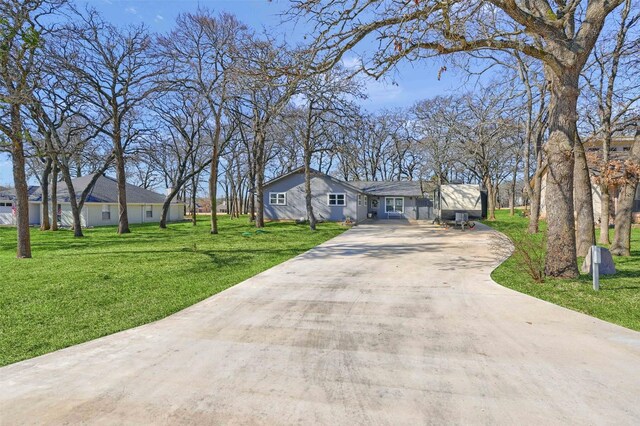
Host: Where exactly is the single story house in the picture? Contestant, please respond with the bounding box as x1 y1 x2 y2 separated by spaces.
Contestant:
0 174 184 227
262 167 484 223
0 186 41 226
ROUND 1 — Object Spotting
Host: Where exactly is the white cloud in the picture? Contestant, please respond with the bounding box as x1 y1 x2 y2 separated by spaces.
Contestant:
341 56 360 70
155 15 164 22
125 7 137 15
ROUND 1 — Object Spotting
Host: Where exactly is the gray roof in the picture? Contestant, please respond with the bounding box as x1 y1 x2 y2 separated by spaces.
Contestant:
0 186 39 201
348 180 436 197
31 174 169 204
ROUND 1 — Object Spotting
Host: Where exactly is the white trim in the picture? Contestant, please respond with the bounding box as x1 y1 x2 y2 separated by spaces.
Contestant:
269 192 287 205
385 197 404 217
327 193 346 206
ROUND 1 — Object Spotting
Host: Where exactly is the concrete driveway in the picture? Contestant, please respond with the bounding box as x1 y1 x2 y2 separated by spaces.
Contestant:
1 222 639 425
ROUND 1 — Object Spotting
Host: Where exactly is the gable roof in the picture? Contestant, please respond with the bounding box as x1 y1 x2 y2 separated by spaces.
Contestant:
0 186 40 201
348 180 436 197
263 166 363 193
264 166 436 197
31 174 169 204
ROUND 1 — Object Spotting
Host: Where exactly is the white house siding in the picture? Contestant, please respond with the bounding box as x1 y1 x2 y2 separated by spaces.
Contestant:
540 174 606 222
440 184 483 220
0 202 41 226
0 202 13 225
43 202 183 228
29 202 41 225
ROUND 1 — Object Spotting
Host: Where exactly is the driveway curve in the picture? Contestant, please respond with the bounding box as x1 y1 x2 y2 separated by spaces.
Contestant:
1 222 639 425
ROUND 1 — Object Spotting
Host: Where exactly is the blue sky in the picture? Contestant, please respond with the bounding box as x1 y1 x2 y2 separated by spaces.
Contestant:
1 0 463 186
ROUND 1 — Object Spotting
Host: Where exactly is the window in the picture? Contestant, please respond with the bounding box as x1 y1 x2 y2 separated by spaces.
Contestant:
146 206 153 218
101 204 110 221
385 197 404 214
0 202 12 207
358 194 366 206
269 192 286 205
328 193 346 206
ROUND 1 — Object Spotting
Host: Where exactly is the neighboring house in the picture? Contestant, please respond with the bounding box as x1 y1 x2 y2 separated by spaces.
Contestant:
262 167 484 223
0 174 184 227
216 200 228 214
0 186 41 226
539 136 640 223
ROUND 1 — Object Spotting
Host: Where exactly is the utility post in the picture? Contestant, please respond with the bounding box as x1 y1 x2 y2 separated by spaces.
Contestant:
592 245 601 291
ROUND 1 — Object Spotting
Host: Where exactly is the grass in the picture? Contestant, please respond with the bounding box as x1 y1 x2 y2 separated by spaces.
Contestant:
484 210 640 331
0 216 345 366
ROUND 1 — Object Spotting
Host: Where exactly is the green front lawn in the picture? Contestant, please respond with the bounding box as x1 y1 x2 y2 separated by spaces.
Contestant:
484 210 640 331
0 217 345 366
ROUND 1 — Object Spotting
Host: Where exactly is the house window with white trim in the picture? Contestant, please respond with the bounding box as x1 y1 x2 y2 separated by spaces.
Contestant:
102 204 111 221
385 197 404 214
269 192 286 205
146 205 153 218
328 193 346 206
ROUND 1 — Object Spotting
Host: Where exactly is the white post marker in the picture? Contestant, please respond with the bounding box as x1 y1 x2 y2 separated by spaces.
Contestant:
592 245 601 291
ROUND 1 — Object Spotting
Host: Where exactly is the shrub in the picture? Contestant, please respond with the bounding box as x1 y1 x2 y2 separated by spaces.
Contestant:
494 229 547 283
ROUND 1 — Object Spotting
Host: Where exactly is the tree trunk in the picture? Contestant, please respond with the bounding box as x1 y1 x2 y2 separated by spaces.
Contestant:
40 157 52 231
209 154 219 235
255 132 266 228
599 130 612 244
509 158 518 216
304 151 317 231
10 104 31 258
544 71 579 278
51 161 59 231
528 148 543 234
113 124 130 234
58 161 84 237
255 164 265 228
574 133 595 257
191 176 197 226
610 182 637 256
159 192 177 229
611 128 640 256
485 179 496 221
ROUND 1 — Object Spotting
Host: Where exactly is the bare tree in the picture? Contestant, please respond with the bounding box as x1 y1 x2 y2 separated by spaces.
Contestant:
291 65 362 230
412 96 464 184
145 92 212 228
56 8 159 234
611 124 640 255
236 37 304 228
455 86 521 220
291 0 628 277
0 0 64 257
581 0 640 244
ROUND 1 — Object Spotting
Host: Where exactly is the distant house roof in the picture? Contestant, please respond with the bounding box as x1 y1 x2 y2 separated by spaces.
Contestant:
31 174 170 204
0 186 39 201
349 180 436 197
